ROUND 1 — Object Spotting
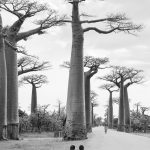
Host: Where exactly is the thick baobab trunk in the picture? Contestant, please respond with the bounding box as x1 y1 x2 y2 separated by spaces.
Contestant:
0 15 7 140
5 39 19 140
64 2 87 140
84 73 92 133
118 79 124 131
108 92 113 129
31 84 37 114
124 86 130 132
6 16 25 140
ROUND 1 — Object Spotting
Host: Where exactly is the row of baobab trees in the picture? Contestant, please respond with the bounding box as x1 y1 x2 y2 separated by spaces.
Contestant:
62 59 144 132
99 66 144 132
0 0 65 140
0 0 142 140
18 58 144 135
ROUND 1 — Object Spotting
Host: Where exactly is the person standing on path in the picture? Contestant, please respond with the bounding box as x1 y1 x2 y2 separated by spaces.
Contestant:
104 125 108 134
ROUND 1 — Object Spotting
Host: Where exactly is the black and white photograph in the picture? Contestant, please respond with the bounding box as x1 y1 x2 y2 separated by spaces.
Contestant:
0 0 150 149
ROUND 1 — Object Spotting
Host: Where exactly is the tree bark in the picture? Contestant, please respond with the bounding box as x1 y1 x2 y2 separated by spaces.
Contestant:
108 92 113 129
84 73 92 133
5 17 25 140
118 79 125 131
124 86 130 132
5 39 19 140
0 15 7 140
31 84 37 114
64 2 87 140
91 104 94 127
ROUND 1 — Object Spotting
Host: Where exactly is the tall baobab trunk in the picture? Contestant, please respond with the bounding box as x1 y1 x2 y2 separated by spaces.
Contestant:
64 2 87 140
91 103 94 126
0 15 7 140
118 78 124 131
58 103 61 117
108 92 113 129
124 86 130 132
5 17 25 140
84 73 92 133
5 40 19 140
31 84 37 114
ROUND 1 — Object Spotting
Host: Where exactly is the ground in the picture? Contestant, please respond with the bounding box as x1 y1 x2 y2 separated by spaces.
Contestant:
0 127 150 150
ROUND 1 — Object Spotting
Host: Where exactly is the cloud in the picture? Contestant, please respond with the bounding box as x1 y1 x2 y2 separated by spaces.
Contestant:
133 45 149 49
113 48 130 54
85 48 111 57
48 26 63 36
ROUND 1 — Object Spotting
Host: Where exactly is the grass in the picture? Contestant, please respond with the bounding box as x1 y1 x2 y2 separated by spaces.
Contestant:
0 132 85 150
132 132 150 138
20 131 54 139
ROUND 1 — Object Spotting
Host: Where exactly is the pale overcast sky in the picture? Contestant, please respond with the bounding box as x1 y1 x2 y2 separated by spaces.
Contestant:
2 0 150 118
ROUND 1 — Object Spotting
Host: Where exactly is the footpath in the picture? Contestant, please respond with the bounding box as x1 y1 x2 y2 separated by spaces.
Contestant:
51 126 150 150
88 127 150 150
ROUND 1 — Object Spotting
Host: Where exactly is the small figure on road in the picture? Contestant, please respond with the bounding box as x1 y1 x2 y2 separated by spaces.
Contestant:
70 145 75 150
104 125 108 134
79 145 84 150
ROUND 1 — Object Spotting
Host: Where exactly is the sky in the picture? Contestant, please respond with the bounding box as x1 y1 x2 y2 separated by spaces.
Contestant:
1 0 150 118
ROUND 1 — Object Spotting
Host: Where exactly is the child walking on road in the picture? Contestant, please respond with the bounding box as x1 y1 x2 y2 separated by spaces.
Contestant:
104 125 108 134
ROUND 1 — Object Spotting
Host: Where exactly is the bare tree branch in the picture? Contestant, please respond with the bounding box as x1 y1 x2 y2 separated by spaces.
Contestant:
60 61 70 68
83 27 118 34
81 18 109 24
98 66 144 88
84 56 109 69
19 74 48 88
81 13 128 24
61 56 109 69
18 56 51 76
0 0 48 18
0 0 67 39
83 14 142 35
97 73 120 88
99 83 119 93
16 13 67 41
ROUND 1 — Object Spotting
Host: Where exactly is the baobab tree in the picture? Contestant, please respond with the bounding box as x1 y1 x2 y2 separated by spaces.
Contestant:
104 105 109 125
18 56 50 76
0 0 64 139
100 84 118 128
140 107 149 116
0 14 7 140
63 0 142 140
19 75 48 114
84 56 108 132
98 66 128 131
124 70 143 131
62 56 109 132
98 66 143 131
134 102 141 117
54 99 63 118
90 91 99 127
140 106 149 133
